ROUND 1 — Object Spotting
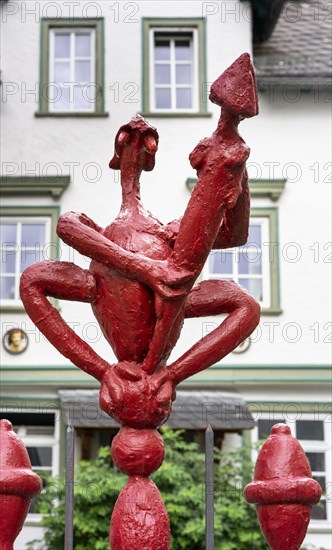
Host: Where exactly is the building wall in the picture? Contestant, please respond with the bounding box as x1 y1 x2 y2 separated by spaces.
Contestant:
1 0 331 548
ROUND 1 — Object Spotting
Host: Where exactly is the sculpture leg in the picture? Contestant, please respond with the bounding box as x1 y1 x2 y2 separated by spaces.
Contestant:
110 427 170 550
20 261 108 381
170 279 260 384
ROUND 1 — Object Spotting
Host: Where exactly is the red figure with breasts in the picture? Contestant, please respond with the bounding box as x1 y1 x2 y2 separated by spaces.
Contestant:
20 54 260 549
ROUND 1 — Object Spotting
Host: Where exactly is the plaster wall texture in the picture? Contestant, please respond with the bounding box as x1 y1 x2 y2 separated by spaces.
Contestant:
1 0 256 367
2 1 331 368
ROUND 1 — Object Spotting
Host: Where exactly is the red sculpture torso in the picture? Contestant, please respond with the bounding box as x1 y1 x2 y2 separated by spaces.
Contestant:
91 214 181 364
20 54 261 549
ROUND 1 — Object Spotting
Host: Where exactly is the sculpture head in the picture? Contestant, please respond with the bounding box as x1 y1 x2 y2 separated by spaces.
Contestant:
109 115 159 172
209 53 258 119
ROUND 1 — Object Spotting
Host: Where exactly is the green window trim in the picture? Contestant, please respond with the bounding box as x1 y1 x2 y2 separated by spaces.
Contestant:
186 178 286 201
0 176 70 199
249 179 286 201
38 18 107 117
197 207 281 315
35 112 109 118
247 401 332 414
141 17 208 117
0 206 60 312
250 207 282 315
186 177 282 315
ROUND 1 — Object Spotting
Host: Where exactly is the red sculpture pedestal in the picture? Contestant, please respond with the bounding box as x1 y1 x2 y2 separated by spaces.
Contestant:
110 428 169 548
244 424 322 550
0 420 42 550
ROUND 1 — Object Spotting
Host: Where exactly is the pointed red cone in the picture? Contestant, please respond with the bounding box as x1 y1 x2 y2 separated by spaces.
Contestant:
0 420 42 550
244 424 322 550
209 53 258 118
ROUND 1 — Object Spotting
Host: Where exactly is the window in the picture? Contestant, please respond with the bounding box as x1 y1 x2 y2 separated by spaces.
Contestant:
253 416 332 524
49 28 95 112
0 207 59 311
203 208 281 314
38 19 106 116
151 31 196 111
0 411 60 516
142 18 208 116
207 219 270 308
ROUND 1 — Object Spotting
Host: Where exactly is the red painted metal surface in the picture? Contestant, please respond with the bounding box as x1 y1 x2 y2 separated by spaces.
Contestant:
0 420 42 550
244 424 322 550
20 53 260 549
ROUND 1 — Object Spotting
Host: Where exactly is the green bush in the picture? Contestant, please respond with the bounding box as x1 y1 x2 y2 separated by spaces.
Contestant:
27 429 269 550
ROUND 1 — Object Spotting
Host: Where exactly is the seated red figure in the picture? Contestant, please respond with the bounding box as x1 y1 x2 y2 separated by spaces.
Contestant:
20 53 260 550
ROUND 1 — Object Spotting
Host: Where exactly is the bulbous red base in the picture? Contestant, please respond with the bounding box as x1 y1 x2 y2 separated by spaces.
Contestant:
257 503 311 550
0 494 30 550
111 427 165 476
110 477 170 550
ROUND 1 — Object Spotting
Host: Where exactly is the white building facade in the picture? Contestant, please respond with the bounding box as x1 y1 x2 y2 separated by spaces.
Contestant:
1 0 331 548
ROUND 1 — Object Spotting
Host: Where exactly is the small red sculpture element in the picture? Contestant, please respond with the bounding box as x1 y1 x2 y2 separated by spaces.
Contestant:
0 420 42 550
20 53 260 549
244 424 322 550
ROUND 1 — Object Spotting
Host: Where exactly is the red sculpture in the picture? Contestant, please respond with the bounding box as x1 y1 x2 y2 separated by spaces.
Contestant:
0 420 42 550
244 424 322 550
20 53 260 549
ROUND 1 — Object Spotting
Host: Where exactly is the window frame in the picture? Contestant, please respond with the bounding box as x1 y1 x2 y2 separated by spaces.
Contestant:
142 18 210 117
205 216 271 309
149 27 198 113
252 414 332 528
0 206 60 312
202 208 281 315
49 27 96 113
38 18 107 117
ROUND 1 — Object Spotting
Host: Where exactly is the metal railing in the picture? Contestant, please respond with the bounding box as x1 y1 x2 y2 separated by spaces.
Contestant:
64 424 216 550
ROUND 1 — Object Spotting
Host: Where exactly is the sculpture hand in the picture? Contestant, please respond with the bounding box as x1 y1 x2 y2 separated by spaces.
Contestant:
145 260 193 300
99 361 175 428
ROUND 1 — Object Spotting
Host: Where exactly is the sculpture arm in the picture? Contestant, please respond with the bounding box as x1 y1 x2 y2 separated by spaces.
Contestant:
165 218 182 245
169 280 260 385
170 114 249 276
57 212 191 298
20 261 110 381
212 170 250 249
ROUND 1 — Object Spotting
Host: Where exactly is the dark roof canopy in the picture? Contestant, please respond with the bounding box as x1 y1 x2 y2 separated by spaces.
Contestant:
58 390 255 432
244 0 287 43
253 1 332 87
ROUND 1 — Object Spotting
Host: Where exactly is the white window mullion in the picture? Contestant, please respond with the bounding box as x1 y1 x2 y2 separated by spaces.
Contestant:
90 28 95 86
49 30 55 113
14 222 22 301
70 31 75 111
192 29 198 111
149 29 156 111
170 38 176 110
234 249 239 285
52 413 60 476
259 217 271 308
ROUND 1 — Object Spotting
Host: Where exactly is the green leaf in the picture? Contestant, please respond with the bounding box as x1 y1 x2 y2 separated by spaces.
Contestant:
28 428 268 550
